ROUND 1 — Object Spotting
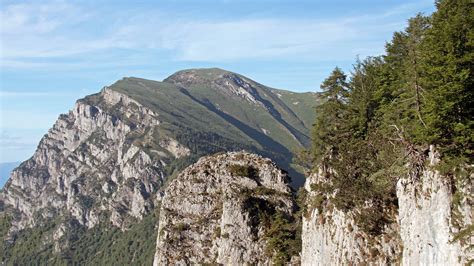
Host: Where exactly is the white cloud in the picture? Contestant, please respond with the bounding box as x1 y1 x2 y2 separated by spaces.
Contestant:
0 0 433 67
0 1 102 59
0 2 65 34
158 19 358 61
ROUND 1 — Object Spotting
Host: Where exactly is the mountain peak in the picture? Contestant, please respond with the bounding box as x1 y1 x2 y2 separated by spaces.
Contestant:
164 67 243 87
165 67 233 80
164 67 267 106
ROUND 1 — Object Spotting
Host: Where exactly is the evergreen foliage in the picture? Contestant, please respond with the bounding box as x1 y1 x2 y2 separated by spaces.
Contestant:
308 0 473 236
422 0 474 159
1 211 158 265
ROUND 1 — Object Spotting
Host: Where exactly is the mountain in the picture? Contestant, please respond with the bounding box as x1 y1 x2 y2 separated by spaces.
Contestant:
0 162 19 189
0 68 318 264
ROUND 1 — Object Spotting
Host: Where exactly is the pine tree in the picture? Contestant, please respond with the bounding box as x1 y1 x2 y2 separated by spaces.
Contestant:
311 67 350 164
422 0 474 159
381 14 430 143
405 14 430 129
348 57 384 139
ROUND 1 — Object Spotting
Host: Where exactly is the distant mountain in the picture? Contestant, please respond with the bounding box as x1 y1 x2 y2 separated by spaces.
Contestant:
0 68 320 264
0 162 19 189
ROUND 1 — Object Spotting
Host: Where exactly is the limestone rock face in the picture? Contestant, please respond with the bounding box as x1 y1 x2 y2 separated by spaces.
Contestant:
1 87 188 232
301 169 401 265
396 146 472 265
153 152 295 265
301 146 472 265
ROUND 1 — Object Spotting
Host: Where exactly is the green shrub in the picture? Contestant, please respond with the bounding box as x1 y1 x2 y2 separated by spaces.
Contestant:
175 222 189 232
213 227 221 238
228 164 259 180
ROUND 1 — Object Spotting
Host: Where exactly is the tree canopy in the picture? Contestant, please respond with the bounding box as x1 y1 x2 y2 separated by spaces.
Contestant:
308 0 473 236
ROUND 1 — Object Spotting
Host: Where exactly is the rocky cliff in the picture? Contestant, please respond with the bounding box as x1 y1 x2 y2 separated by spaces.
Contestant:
2 87 170 232
301 167 401 265
153 152 297 265
397 146 472 265
302 146 473 265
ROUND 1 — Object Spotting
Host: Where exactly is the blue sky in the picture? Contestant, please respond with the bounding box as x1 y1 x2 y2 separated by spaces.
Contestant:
0 0 436 163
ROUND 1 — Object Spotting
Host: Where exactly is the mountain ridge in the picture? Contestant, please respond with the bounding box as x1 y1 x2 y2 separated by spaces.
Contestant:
106 69 320 182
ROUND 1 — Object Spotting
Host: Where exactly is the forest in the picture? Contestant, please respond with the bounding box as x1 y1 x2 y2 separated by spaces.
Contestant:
306 0 473 236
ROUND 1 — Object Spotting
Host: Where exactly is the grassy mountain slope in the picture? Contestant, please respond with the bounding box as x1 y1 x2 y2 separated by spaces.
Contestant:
271 89 321 130
107 68 320 185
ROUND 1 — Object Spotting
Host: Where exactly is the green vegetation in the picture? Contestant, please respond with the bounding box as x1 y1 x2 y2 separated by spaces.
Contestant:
102 68 318 186
0 214 58 264
212 227 221 239
1 211 158 265
451 224 474 244
165 68 313 150
272 89 322 130
0 214 12 259
241 186 302 264
265 212 300 265
175 222 189 233
307 0 473 236
228 164 259 180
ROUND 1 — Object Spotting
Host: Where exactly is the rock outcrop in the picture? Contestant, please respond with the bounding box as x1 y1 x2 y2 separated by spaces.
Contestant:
302 146 472 265
301 168 401 265
1 87 186 231
397 146 472 265
153 152 296 265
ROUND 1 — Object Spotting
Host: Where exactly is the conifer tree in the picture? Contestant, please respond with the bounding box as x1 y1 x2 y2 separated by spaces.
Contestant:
312 67 349 164
422 0 474 159
382 14 430 142
348 57 384 139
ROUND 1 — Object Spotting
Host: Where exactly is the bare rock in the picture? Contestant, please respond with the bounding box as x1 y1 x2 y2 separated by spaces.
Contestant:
154 151 295 265
0 87 186 234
